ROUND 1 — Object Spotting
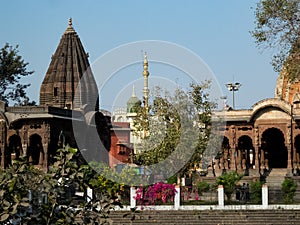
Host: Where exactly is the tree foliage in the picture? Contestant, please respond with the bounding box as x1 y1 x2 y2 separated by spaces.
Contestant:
0 43 34 105
0 145 123 225
133 81 217 180
251 0 300 80
216 171 243 203
282 178 297 203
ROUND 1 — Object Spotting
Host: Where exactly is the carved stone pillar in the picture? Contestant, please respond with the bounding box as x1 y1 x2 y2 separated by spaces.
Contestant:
220 156 225 170
287 125 293 172
38 148 44 167
230 148 236 171
296 152 300 170
224 149 229 169
230 125 237 171
260 149 265 170
293 141 297 169
237 150 243 173
22 125 28 157
253 126 260 173
42 144 48 171
254 145 259 170
287 145 292 170
235 149 240 170
214 158 222 177
42 122 50 170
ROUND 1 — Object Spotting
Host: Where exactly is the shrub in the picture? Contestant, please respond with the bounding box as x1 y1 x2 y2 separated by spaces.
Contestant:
196 181 210 195
216 171 243 203
167 174 177 184
282 178 297 203
135 182 177 205
249 181 263 203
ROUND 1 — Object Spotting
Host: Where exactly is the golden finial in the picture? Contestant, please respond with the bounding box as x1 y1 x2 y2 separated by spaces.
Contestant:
143 52 149 77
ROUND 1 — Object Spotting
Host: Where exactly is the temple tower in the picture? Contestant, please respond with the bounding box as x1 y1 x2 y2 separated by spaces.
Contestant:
40 18 99 111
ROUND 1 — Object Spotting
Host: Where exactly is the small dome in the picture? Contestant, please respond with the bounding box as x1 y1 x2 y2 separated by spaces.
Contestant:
127 96 141 113
127 85 141 113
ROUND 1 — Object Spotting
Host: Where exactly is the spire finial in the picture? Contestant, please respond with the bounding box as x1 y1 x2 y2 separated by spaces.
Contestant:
68 18 73 28
143 51 149 77
132 84 136 97
65 17 75 34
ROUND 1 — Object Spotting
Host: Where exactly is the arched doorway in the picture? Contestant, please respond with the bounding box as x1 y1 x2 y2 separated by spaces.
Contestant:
28 134 44 166
237 135 255 172
261 128 287 168
7 135 22 164
215 137 230 171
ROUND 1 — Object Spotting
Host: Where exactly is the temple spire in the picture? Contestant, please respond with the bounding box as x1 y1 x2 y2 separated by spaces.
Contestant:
40 19 99 111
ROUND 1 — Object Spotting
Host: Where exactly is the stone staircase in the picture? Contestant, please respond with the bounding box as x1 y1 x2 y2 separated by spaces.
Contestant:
109 209 300 225
266 168 287 203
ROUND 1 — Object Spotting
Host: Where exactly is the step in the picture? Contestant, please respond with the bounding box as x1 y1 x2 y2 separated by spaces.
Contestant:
109 210 300 225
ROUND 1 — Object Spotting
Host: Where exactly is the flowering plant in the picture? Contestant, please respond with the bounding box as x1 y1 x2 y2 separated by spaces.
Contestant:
135 182 177 205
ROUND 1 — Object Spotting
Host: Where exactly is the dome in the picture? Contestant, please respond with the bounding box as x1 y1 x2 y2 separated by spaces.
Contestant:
126 85 141 113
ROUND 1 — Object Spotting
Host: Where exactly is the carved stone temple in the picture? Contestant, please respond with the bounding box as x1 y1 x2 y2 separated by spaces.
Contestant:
212 69 300 181
0 19 110 170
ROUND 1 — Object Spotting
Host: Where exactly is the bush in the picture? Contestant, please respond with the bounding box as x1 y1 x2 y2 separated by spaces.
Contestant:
167 174 177 184
282 178 297 203
135 182 177 205
216 171 243 203
196 181 210 195
249 181 263 203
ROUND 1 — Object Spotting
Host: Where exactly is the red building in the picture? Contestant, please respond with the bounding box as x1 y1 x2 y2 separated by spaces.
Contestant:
109 122 133 168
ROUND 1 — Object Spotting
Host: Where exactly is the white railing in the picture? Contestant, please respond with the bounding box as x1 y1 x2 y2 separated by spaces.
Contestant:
122 184 300 210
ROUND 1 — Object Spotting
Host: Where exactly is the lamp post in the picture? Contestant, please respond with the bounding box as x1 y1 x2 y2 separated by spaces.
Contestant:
226 82 241 109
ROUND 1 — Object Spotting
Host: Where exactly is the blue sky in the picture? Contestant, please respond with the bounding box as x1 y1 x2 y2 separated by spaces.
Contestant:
1 0 276 111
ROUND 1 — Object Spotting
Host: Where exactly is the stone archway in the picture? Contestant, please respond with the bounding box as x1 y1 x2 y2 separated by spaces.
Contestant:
261 128 287 168
7 135 22 163
28 134 44 166
214 137 231 174
237 135 254 173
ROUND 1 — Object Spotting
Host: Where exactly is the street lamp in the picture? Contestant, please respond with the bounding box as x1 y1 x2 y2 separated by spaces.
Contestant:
226 82 242 109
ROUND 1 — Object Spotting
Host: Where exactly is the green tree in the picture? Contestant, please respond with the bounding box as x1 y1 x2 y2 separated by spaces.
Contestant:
216 171 243 203
251 0 300 80
133 81 217 182
0 146 122 225
0 43 34 105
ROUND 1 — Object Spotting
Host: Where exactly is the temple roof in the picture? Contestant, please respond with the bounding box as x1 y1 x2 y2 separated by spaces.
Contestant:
40 18 99 111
